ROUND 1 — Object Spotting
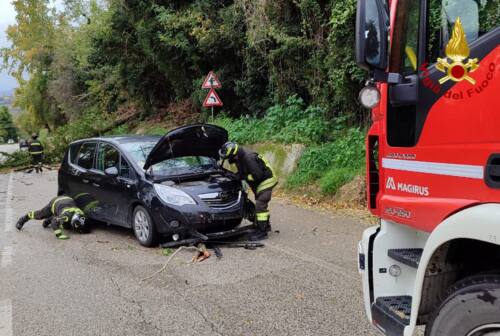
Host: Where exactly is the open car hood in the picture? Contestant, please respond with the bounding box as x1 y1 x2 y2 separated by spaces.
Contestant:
143 124 228 170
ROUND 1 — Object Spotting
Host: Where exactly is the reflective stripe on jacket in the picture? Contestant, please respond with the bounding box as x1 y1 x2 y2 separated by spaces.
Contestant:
28 141 44 155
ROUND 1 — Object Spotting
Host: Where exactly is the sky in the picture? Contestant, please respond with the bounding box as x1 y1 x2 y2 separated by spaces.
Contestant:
0 1 63 94
0 0 19 93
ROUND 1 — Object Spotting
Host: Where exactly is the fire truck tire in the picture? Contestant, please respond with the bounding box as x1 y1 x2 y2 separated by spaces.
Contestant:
425 274 500 336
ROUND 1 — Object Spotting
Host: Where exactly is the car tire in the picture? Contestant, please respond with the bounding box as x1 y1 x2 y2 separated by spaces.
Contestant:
425 274 500 336
132 206 157 247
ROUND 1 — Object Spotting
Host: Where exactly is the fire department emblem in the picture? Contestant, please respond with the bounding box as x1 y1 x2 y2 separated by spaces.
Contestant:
436 17 479 85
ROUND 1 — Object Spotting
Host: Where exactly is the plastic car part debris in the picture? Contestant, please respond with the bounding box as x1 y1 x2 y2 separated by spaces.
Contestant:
160 223 257 249
212 246 223 259
191 243 211 263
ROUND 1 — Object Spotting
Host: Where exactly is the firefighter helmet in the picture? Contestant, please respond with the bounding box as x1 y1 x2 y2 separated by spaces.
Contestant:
219 142 239 160
70 212 86 232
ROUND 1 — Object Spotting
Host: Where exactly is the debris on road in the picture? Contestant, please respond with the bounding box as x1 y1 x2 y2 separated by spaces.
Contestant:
141 246 187 282
191 243 210 263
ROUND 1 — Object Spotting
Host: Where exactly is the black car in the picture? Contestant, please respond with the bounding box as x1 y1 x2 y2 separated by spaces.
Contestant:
58 124 252 246
19 138 28 150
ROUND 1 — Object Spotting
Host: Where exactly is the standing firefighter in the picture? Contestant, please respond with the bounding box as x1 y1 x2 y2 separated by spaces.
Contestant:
219 142 278 240
28 133 44 173
15 196 87 240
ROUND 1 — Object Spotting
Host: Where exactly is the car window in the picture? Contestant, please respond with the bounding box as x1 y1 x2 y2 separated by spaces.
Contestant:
96 143 119 172
120 157 134 180
69 143 83 164
76 143 97 170
120 141 218 176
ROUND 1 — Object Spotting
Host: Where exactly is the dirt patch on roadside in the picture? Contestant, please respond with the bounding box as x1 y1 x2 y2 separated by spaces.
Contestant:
273 188 378 225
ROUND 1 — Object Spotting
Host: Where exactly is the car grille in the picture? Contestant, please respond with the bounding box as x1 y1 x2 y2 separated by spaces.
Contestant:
199 190 241 209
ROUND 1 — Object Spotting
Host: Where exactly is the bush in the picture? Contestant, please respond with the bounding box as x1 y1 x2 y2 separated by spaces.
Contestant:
43 109 112 162
0 150 32 168
320 167 357 194
286 127 365 194
214 96 331 145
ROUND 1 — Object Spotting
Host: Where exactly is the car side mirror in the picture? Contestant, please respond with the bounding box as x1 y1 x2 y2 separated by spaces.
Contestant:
104 167 119 177
356 0 390 71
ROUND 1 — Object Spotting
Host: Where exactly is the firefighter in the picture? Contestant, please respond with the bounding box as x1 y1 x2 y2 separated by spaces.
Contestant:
219 142 278 240
15 195 88 240
28 133 44 173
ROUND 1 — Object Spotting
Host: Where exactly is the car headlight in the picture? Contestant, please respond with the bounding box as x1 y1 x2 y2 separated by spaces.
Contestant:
154 184 196 206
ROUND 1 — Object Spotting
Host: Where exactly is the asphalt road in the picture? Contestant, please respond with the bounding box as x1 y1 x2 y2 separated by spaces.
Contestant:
0 169 380 336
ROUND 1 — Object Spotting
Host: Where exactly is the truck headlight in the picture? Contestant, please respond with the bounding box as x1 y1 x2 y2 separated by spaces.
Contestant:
359 85 381 109
154 184 196 206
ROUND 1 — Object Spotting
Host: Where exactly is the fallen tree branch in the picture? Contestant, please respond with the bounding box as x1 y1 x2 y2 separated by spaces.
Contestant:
140 246 186 282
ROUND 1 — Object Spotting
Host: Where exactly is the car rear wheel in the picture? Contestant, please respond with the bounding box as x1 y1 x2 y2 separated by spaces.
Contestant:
425 274 500 336
132 206 157 247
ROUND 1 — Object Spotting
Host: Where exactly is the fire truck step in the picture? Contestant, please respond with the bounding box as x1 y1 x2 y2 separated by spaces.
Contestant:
372 296 412 335
387 248 423 268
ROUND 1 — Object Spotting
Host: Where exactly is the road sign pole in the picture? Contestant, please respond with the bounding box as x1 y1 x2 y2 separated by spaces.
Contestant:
211 106 214 123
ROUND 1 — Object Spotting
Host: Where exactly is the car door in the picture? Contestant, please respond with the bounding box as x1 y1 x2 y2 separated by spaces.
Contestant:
92 142 139 227
72 142 106 221
114 156 139 227
59 142 83 196
92 142 121 224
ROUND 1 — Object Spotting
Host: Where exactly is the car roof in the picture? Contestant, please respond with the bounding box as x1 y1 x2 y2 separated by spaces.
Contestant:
70 135 161 146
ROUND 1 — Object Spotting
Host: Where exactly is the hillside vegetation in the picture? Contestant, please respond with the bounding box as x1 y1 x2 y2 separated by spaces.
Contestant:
1 0 367 196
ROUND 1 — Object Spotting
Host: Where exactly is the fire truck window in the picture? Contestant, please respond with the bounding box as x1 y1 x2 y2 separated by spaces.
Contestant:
427 0 499 62
399 0 421 74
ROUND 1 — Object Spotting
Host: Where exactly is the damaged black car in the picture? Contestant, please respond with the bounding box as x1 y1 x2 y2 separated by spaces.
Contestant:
58 124 254 246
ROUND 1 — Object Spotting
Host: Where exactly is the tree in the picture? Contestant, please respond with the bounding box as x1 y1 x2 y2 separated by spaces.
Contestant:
0 107 18 142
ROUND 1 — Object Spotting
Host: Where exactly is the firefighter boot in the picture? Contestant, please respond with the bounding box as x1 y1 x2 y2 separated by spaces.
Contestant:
16 215 30 231
248 219 270 241
54 228 69 240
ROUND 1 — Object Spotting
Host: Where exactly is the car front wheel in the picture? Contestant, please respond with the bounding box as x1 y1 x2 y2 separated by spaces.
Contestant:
132 206 157 247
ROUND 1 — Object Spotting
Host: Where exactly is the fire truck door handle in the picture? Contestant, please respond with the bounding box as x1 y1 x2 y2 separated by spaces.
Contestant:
485 154 500 188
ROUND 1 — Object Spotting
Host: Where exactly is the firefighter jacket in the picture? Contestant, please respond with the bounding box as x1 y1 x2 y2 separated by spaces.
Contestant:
28 140 44 155
49 196 84 221
234 148 278 194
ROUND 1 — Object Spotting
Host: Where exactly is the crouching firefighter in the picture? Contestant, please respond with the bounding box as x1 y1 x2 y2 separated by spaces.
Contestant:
219 142 278 241
15 196 87 240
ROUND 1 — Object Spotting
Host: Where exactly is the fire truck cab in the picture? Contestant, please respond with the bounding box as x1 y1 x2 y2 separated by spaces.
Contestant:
356 0 499 335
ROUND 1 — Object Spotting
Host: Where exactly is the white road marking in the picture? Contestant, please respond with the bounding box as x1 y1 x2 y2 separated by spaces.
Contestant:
3 209 12 233
4 173 14 233
0 246 13 268
382 158 484 179
0 299 12 336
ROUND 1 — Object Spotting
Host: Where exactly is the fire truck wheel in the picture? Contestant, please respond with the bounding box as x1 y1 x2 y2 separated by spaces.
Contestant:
425 274 500 336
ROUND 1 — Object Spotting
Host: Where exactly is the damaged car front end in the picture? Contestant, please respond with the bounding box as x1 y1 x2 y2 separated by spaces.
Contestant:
59 124 255 247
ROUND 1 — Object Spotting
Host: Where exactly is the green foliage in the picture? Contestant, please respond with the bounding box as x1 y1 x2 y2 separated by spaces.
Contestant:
3 0 369 136
286 127 365 194
0 150 31 168
215 96 330 144
0 107 17 142
320 167 357 194
43 109 111 162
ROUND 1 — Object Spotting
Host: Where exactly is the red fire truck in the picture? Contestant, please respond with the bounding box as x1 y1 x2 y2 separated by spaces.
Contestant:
355 0 499 335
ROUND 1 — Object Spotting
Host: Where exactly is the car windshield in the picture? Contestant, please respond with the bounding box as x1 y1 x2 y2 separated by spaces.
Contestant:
121 141 219 176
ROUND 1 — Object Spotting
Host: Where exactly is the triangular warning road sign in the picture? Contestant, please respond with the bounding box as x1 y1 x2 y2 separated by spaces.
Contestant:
202 71 222 89
203 89 223 107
